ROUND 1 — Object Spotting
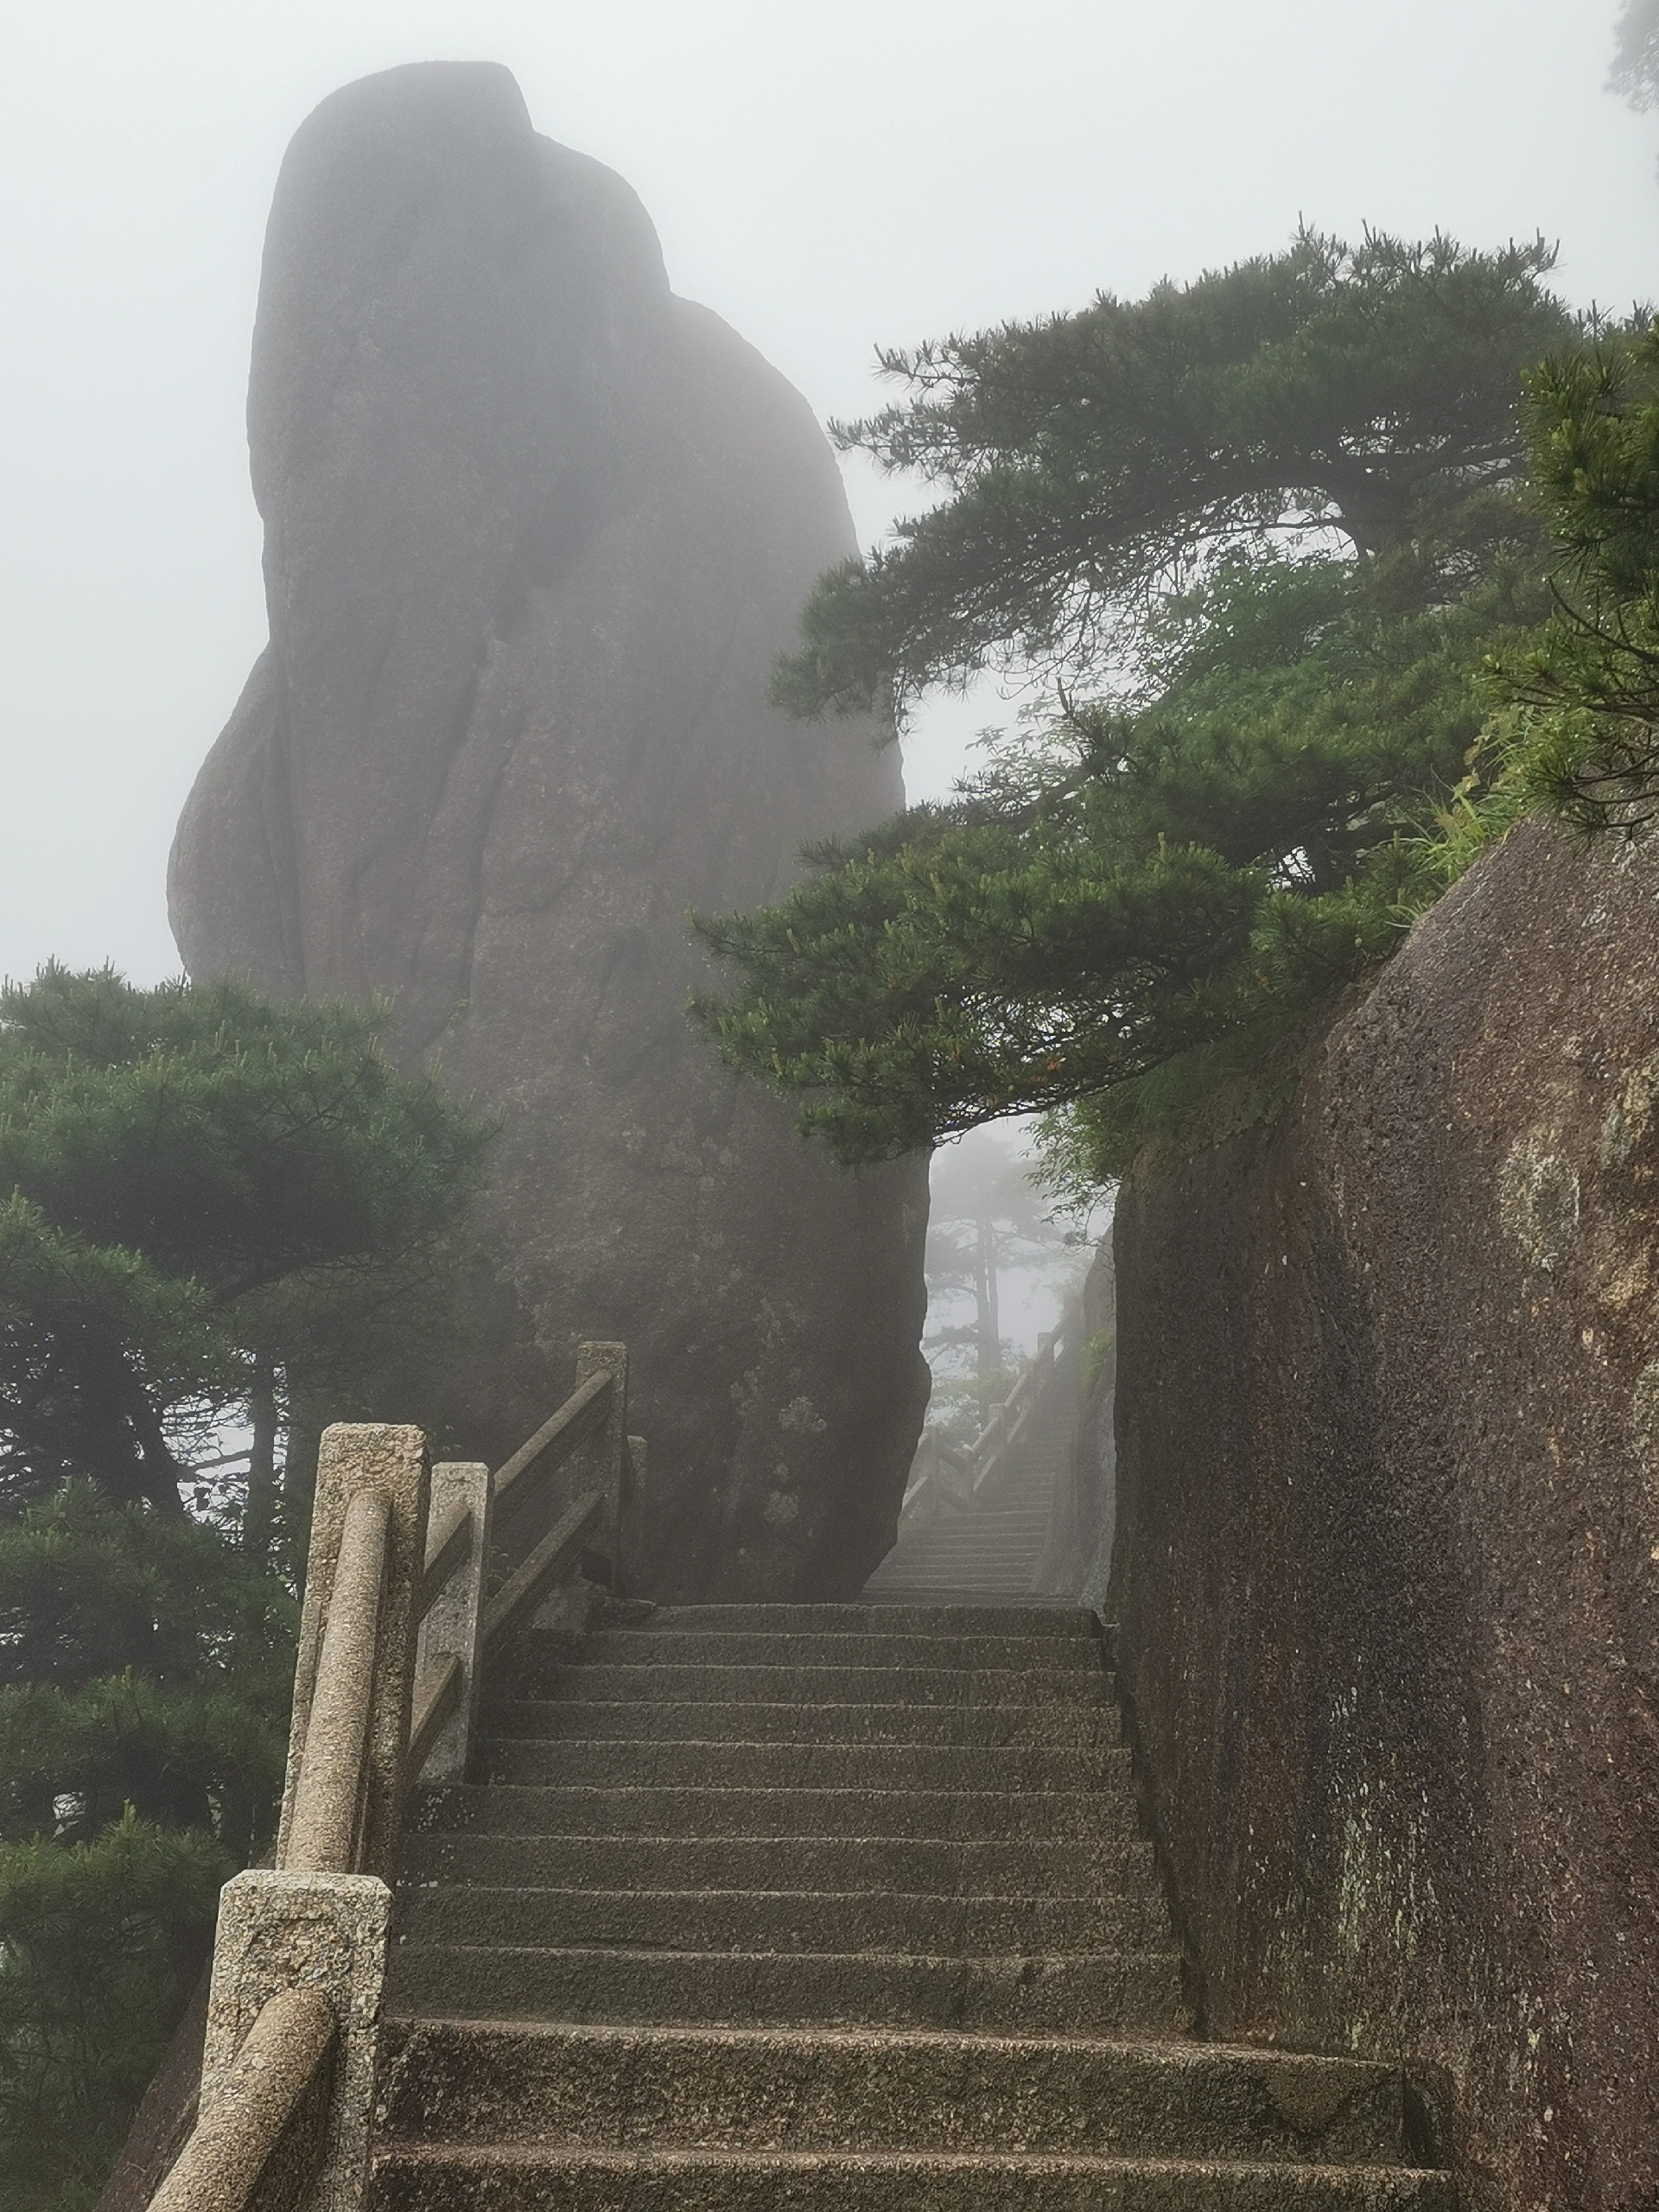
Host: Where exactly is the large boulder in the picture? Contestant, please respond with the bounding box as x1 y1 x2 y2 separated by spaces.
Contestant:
169 60 930 1599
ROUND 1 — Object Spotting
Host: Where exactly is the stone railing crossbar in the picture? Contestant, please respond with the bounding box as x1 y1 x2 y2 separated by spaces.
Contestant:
491 1365 612 1513
283 1487 390 1875
146 1986 336 2212
480 1486 605 1650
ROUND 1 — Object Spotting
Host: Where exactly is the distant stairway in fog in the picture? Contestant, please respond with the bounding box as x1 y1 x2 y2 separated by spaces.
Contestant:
862 1308 1081 1604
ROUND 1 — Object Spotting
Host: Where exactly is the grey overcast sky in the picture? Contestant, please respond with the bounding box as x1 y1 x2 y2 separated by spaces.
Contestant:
0 0 1652 988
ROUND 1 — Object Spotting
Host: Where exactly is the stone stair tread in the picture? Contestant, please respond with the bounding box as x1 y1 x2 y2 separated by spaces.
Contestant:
516 1665 1112 1705
474 1741 1130 1789
393 1886 1173 1952
584 1631 1096 1667
483 1700 1122 1746
377 2017 1419 2162
367 2145 1456 2211
385 1941 1189 2032
588 1604 1091 1634
398 1834 1161 1896
409 1783 1142 1839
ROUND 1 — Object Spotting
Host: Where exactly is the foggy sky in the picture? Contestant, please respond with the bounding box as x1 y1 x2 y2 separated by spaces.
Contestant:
1 0 1652 988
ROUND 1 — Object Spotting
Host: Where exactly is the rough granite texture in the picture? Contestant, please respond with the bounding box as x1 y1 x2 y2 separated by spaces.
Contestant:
168 60 929 1599
279 1424 428 1882
1111 817 1659 2212
1034 1233 1116 1604
200 1870 391 2212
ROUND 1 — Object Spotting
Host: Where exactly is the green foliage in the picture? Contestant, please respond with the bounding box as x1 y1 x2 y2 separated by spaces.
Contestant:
695 232 1600 1189
0 1488 295 2210
0 965 491 1516
699 539 1542 1177
772 229 1572 721
1478 323 1659 832
0 967 490 2204
922 1369 1017 1453
0 1813 227 2212
0 1484 295 1851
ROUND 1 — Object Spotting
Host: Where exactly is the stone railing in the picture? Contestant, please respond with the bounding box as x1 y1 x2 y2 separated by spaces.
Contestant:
149 1344 638 2212
900 1297 1082 1533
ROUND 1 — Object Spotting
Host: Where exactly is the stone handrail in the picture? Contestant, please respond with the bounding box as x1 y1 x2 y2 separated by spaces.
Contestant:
900 1299 1081 1533
149 1344 637 2212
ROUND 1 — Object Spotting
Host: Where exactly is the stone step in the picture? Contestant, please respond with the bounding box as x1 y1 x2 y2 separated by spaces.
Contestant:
520 1665 1111 1706
409 1784 1139 1840
367 2147 1454 2210
397 1831 1162 1897
889 1527 1050 1542
870 1530 1052 1549
639 1605 1089 1636
584 1631 1098 1669
383 1942 1188 2034
859 1584 1050 1601
375 2019 1420 2164
887 1528 1052 1548
874 1533 1052 1555
475 1738 1132 1793
483 1700 1122 1749
863 1566 1048 1585
862 1586 1057 1606
393 1888 1171 1956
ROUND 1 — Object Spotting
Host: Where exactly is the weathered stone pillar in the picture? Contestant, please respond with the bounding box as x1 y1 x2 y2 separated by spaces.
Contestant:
199 1869 391 2212
413 1459 493 1784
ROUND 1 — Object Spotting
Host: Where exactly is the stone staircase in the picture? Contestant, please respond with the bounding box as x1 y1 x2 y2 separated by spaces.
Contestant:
372 1603 1453 2207
863 1368 1073 1602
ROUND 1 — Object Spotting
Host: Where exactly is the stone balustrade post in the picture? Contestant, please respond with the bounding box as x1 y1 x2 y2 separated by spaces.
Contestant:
414 1460 493 1786
194 1868 391 2212
570 1341 628 1594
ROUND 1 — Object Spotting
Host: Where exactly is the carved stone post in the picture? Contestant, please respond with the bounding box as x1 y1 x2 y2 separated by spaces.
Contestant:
414 1460 493 1784
571 1341 628 1595
197 1867 391 2212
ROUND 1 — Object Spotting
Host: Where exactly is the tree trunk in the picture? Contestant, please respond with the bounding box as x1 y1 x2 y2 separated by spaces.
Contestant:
244 1360 279 1563
974 1216 1001 1421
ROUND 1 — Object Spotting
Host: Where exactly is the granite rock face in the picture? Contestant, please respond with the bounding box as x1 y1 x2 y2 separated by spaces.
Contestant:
169 61 929 1599
1111 817 1659 2212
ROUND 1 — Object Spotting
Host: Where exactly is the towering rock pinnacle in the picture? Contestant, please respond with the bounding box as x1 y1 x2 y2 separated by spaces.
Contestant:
169 60 930 1599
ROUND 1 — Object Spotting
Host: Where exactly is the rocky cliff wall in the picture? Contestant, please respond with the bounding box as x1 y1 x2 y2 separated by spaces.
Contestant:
169 62 929 1599
1112 817 1659 2210
1033 1233 1116 1603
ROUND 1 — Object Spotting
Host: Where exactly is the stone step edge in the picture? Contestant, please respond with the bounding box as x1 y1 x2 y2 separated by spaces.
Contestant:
482 1701 1118 1723
474 1741 1128 1763
393 1887 1151 1908
419 1785 1135 1806
401 1830 1153 1850
521 1667 1110 1681
372 2147 1449 2182
391 1942 1182 1970
379 2016 1395 2076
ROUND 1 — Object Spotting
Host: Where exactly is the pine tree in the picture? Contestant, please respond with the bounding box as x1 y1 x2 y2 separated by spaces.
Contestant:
1481 322 1659 832
0 964 490 1529
691 233 1592 1185
0 967 490 2207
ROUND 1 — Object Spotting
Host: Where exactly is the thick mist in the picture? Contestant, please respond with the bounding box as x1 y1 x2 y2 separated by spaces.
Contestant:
0 0 1652 988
